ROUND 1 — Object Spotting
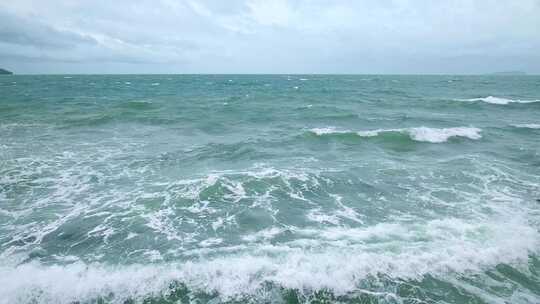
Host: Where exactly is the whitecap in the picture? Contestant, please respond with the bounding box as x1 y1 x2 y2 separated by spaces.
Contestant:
356 129 396 137
358 127 482 143
460 96 540 105
126 232 138 240
200 238 223 247
407 127 482 143
242 227 284 242
306 209 341 225
309 127 352 136
312 126 482 143
511 123 540 129
0 123 45 130
0 214 537 304
143 250 163 262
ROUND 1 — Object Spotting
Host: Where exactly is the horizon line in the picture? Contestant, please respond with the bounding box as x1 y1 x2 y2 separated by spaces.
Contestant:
3 72 539 76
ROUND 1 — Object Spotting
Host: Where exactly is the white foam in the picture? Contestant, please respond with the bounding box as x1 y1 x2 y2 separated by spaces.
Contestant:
306 208 341 225
309 127 352 136
0 155 538 301
200 238 223 247
367 127 482 143
407 127 482 143
143 250 163 262
126 232 138 240
2 149 537 303
2 122 49 129
306 194 364 225
330 194 364 224
0 214 537 304
461 96 540 105
311 126 481 143
511 123 540 129
242 227 284 242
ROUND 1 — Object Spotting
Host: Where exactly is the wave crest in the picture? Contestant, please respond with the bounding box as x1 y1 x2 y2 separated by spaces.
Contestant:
1 215 537 304
310 127 482 143
511 123 540 129
406 127 482 143
460 96 540 105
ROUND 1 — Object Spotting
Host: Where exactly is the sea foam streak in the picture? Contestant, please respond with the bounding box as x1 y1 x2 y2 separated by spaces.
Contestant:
460 96 540 105
309 127 350 135
511 123 540 129
310 127 482 143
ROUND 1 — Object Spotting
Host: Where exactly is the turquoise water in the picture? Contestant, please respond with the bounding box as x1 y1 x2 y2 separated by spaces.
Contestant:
1 75 539 304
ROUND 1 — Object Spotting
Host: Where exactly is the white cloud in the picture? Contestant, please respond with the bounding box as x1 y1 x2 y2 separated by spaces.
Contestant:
0 0 539 73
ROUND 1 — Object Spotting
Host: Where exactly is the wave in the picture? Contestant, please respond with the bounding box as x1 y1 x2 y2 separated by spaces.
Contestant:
459 96 540 105
309 127 351 136
0 123 46 130
309 126 482 143
1 215 537 304
511 123 540 129
120 100 156 110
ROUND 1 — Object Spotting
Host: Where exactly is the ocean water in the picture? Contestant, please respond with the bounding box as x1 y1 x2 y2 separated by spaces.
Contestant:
1 75 539 304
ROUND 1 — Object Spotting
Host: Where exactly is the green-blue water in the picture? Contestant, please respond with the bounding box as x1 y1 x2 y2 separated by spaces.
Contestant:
1 75 539 304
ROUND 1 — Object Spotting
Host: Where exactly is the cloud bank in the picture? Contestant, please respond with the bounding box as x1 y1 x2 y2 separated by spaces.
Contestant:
1 0 539 74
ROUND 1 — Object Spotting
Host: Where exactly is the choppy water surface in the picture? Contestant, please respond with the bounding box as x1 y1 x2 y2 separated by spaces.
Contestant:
1 75 539 304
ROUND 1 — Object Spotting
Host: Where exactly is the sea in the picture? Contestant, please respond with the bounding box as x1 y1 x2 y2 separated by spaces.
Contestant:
0 74 539 304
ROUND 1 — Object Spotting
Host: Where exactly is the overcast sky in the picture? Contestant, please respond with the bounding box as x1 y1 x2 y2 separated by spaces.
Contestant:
1 0 539 74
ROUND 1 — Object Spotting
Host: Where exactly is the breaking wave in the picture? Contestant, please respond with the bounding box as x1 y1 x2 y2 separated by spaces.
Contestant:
1 214 538 304
511 123 540 129
309 127 482 143
459 96 540 105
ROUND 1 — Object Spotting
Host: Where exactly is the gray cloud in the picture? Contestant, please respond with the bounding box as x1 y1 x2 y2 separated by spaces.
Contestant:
0 0 539 74
0 12 97 49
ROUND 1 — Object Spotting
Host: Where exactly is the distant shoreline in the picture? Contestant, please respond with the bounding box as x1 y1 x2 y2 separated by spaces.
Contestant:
0 68 13 75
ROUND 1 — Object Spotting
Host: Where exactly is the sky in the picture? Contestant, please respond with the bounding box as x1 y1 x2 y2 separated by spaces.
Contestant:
0 0 539 74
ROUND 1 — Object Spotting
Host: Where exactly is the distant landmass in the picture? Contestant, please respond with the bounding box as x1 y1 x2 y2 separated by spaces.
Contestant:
0 68 13 75
491 71 527 75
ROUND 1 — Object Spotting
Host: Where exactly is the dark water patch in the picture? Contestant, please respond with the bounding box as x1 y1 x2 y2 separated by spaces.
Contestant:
60 113 116 128
158 142 271 164
0 104 19 113
118 100 159 111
